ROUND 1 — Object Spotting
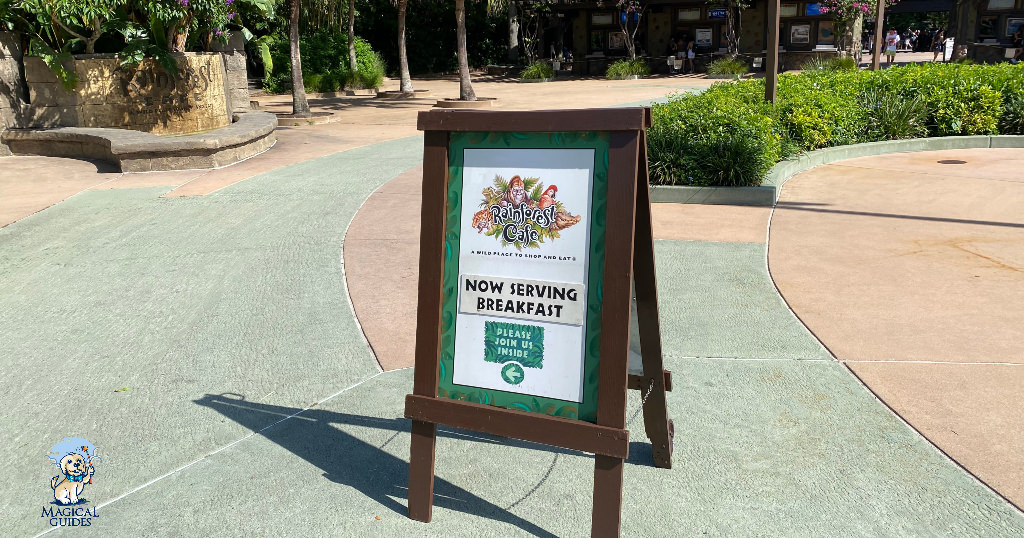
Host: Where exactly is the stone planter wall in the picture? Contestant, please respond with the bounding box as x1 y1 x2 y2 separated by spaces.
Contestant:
24 52 231 135
210 33 250 115
0 32 26 155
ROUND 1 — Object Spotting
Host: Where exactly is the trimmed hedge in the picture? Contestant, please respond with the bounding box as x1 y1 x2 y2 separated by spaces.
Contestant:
606 58 650 79
649 63 1024 186
520 61 554 80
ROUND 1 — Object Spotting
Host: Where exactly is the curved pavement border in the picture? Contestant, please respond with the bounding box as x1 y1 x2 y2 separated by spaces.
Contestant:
768 147 1024 510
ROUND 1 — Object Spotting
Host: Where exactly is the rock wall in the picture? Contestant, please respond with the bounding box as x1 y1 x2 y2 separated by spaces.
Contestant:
211 33 250 115
24 52 230 135
0 32 26 156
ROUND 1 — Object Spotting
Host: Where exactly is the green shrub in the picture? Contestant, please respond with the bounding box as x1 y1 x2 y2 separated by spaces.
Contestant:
606 58 650 80
706 58 748 77
520 61 554 80
776 73 868 149
802 56 858 72
265 31 385 92
648 89 781 187
999 92 1024 134
352 40 387 89
861 88 929 140
649 62 1024 187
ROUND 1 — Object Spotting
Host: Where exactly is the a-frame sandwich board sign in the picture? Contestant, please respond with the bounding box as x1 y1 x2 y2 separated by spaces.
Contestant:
404 107 672 537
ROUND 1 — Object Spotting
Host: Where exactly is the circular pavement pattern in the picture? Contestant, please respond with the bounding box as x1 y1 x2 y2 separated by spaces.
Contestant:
768 148 1024 508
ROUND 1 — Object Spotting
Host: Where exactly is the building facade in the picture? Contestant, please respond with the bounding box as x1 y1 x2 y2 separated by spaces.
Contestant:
543 0 1023 72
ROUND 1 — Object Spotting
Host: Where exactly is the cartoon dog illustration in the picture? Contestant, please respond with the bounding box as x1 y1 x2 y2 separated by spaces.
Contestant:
51 452 94 505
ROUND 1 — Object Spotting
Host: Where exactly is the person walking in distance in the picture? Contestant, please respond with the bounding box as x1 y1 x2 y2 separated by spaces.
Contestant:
1012 26 1023 64
885 29 899 65
932 29 945 62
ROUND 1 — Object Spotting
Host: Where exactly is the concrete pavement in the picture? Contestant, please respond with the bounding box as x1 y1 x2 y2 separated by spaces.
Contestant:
1 74 1023 535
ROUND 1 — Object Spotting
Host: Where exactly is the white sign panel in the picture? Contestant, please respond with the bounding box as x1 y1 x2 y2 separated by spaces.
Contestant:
453 148 594 402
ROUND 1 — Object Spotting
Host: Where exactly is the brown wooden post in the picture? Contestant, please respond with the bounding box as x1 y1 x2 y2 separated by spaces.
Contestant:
632 130 673 469
872 0 886 70
407 129 450 523
765 0 781 103
591 131 641 537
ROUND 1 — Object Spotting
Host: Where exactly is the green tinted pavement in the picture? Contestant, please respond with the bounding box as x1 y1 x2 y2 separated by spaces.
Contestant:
1 135 1022 536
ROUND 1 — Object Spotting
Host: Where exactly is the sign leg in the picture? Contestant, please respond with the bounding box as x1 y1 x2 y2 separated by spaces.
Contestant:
408 419 438 522
591 454 625 537
633 128 673 469
641 377 673 469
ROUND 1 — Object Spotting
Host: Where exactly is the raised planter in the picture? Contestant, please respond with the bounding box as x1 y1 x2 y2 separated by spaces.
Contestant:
519 78 555 83
376 89 433 99
275 111 336 126
2 111 277 172
343 88 379 96
650 135 1024 207
23 53 231 135
434 97 498 109
486 65 516 76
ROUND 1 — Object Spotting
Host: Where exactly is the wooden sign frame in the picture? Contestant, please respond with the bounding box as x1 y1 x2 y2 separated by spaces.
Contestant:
404 108 672 536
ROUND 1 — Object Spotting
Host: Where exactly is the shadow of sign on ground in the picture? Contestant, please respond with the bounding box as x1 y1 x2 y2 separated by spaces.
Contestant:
193 392 598 536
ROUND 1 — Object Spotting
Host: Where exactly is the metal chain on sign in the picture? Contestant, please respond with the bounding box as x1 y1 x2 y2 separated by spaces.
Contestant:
626 378 655 427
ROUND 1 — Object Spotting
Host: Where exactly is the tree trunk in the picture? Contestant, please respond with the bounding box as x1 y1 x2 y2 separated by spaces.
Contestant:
456 0 476 100
290 0 310 117
348 0 357 71
846 14 864 63
169 15 190 53
398 0 414 92
726 1 738 56
508 2 520 63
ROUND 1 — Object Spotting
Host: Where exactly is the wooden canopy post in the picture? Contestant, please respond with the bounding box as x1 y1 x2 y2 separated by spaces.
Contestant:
765 0 781 103
872 0 886 70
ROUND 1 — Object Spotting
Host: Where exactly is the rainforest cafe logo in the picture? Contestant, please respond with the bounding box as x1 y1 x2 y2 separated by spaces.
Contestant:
471 175 581 249
490 204 558 244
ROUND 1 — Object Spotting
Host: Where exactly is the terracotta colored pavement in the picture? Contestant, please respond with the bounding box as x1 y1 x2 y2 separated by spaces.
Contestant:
768 148 1024 508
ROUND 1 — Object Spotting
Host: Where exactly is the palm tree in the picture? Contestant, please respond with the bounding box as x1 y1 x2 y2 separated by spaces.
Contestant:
396 0 414 92
455 0 476 100
290 0 311 116
347 0 357 71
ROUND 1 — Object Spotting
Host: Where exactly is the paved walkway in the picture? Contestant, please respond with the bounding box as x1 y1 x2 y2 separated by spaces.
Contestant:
1 75 1022 535
769 149 1024 505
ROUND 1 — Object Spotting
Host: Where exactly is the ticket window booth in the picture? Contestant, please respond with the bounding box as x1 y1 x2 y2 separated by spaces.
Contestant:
674 6 725 53
776 2 833 51
977 0 1024 47
587 11 647 56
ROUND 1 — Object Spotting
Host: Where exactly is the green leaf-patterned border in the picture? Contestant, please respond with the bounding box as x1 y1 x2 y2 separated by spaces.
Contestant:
438 131 610 423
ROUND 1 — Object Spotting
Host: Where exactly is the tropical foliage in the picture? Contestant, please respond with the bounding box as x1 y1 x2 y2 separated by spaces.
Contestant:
648 62 1024 187
518 59 551 80
8 0 273 86
706 57 748 76
605 57 648 79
